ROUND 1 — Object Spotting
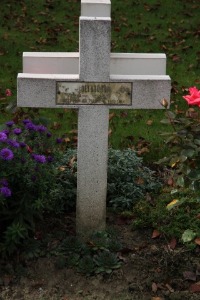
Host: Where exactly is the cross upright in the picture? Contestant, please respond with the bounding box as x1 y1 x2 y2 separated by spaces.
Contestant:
17 0 171 238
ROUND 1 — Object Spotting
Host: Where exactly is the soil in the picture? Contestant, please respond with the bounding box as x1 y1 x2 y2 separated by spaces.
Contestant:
1 213 200 300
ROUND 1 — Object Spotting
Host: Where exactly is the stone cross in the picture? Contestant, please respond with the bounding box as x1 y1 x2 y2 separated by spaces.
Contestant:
17 0 171 237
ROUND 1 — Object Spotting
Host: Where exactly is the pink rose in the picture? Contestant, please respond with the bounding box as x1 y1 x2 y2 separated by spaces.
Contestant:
5 89 12 97
183 86 200 107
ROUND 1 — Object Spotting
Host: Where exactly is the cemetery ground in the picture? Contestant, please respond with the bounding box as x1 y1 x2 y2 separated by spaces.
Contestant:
1 208 200 300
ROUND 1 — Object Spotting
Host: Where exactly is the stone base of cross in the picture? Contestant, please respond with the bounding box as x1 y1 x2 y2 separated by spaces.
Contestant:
17 0 171 238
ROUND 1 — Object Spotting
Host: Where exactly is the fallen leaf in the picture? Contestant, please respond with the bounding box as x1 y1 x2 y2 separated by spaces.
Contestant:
146 120 153 126
183 271 196 281
151 297 163 300
152 229 161 239
168 237 177 250
195 237 200 246
165 283 174 292
190 282 200 293
109 112 115 120
152 282 158 292
166 199 179 210
69 156 76 168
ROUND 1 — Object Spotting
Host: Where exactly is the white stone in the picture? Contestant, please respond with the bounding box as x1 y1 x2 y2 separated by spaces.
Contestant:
81 0 111 17
17 0 171 238
22 52 167 75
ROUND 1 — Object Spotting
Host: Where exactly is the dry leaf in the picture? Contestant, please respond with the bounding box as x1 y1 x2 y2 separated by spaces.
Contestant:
168 237 177 250
165 283 174 292
152 229 161 239
190 282 200 293
183 271 196 281
146 120 153 126
195 237 200 245
109 112 115 120
152 282 158 292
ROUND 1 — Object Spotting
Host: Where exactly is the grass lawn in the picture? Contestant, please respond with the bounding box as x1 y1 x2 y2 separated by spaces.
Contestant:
0 0 200 160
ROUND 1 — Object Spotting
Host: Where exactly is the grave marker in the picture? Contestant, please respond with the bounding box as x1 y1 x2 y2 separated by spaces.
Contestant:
17 0 171 237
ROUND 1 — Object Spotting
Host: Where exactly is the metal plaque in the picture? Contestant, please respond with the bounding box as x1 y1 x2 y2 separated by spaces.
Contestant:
56 82 132 105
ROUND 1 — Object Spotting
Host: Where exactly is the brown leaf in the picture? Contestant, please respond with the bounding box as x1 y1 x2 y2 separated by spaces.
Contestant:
168 238 177 250
183 271 197 281
63 137 70 143
146 120 153 126
69 156 76 168
190 282 200 293
151 297 163 300
165 283 174 292
195 237 200 246
152 229 161 239
152 282 158 292
167 177 174 186
109 112 115 120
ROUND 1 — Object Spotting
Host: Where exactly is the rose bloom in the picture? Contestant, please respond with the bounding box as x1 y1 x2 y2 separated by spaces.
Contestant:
5 89 12 97
183 86 200 107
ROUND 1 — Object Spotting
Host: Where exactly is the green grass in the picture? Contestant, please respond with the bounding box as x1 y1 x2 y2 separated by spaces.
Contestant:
0 0 200 161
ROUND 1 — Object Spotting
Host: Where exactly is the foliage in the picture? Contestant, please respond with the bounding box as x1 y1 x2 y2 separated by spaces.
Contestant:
0 119 61 255
158 86 200 190
132 188 200 243
49 148 162 213
107 148 162 210
53 230 122 276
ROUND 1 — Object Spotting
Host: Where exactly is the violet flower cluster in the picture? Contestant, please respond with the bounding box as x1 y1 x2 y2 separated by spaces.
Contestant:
0 119 62 200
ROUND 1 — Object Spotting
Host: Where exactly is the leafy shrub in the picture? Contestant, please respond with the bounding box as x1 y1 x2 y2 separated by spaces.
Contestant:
158 86 200 190
107 148 162 210
0 119 61 254
50 148 162 213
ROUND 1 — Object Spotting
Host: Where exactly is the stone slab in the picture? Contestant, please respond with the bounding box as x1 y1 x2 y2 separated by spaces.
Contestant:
76 106 109 235
81 0 111 17
22 52 167 75
79 17 111 81
17 73 171 109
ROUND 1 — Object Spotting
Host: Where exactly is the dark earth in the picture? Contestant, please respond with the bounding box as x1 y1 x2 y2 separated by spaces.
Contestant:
1 213 200 300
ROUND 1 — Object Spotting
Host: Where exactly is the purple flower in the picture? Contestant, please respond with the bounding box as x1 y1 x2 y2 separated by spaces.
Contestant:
7 140 20 148
19 142 26 148
22 119 31 125
47 155 53 163
2 129 9 136
0 132 8 142
0 186 11 197
6 121 15 127
32 154 46 163
56 138 62 144
47 132 52 138
36 125 47 132
0 148 14 160
13 128 22 135
25 122 37 131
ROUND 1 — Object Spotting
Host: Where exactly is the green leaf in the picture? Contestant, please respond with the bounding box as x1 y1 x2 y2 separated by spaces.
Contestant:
194 139 200 146
160 119 173 124
188 170 200 181
182 230 196 243
181 149 195 158
176 176 185 187
165 111 176 119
